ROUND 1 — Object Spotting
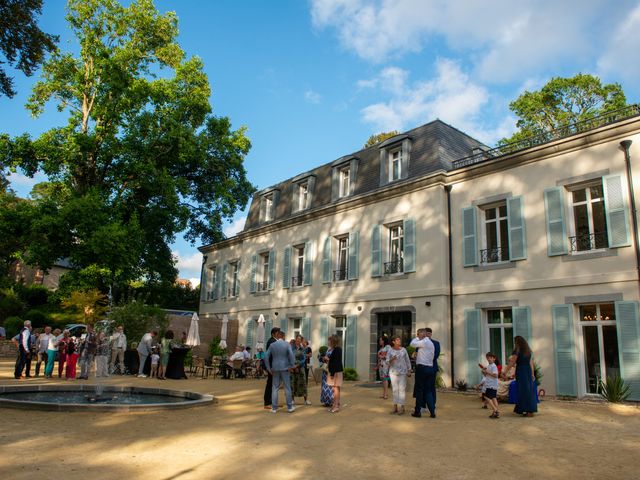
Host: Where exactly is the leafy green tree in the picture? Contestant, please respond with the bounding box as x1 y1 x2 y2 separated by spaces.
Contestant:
500 74 628 145
0 191 35 276
109 299 168 345
61 288 108 324
3 0 254 287
0 0 58 98
363 130 399 148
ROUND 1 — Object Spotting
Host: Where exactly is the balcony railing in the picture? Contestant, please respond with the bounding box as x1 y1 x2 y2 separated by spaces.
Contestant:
384 259 404 274
333 269 348 281
256 281 268 292
569 231 608 252
480 247 509 264
291 276 303 287
452 104 640 169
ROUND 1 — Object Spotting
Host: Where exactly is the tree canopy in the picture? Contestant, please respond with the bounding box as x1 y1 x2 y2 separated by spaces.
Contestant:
1 0 255 287
0 0 58 98
363 130 399 148
500 73 628 145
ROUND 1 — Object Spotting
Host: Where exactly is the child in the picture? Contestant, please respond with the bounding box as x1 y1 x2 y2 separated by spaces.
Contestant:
476 375 488 409
480 352 500 418
150 347 160 378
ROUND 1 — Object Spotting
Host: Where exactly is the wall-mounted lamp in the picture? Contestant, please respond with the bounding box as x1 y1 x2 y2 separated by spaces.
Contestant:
274 312 279 317
425 301 431 307
357 306 362 311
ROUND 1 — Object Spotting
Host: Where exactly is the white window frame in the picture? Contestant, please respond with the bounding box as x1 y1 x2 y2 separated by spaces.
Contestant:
292 318 302 339
206 266 217 300
228 261 239 298
258 252 269 291
263 193 274 222
333 315 347 365
339 166 350 198
484 308 513 368
335 235 349 281
293 244 305 287
566 181 608 254
389 148 402 181
386 223 404 274
298 181 309 211
480 202 510 264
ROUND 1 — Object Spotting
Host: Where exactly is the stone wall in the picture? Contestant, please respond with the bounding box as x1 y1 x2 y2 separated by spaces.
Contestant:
0 340 17 358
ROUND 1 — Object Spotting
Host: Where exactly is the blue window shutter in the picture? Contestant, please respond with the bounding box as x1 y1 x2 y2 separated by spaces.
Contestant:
465 309 482 385
552 304 577 396
371 225 382 277
603 174 631 248
265 316 273 339
249 254 257 293
512 306 532 345
320 316 329 346
234 260 241 297
302 317 311 341
212 266 220 301
303 241 313 286
282 246 291 289
403 218 416 272
348 231 359 280
346 315 357 368
322 236 332 284
544 187 568 256
246 319 255 350
280 318 289 339
267 249 276 291
507 196 527 261
615 301 640 400
220 263 228 299
462 207 478 267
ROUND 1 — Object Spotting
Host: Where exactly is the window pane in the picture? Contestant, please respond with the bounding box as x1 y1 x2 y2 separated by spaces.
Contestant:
572 189 586 203
504 328 514 359
583 325 600 393
502 308 513 324
486 221 498 250
573 204 590 236
599 303 615 321
580 305 597 321
487 310 501 324
335 316 345 328
498 205 507 217
489 328 503 364
500 219 509 259
602 326 620 374
592 201 608 248
590 184 603 200
485 208 496 220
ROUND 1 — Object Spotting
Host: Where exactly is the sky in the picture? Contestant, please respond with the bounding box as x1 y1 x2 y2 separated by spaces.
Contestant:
2 0 640 286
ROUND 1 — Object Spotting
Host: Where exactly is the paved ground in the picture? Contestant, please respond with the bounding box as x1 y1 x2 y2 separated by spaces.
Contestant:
1 360 639 480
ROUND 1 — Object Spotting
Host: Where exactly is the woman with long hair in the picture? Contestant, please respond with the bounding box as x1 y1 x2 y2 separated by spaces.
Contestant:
325 334 344 413
377 336 391 399
502 335 537 417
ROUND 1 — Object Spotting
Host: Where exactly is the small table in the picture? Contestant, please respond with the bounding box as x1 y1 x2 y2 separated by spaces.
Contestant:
165 347 190 379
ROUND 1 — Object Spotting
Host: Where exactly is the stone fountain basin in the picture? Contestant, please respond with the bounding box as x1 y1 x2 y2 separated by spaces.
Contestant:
0 384 215 412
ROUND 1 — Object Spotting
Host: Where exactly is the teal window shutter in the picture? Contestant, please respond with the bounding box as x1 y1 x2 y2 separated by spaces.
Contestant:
322 236 332 284
552 304 577 396
280 318 289 338
462 207 478 267
615 301 640 400
403 218 416 272
320 316 328 346
303 241 313 286
348 231 359 280
220 263 228 299
512 306 532 344
345 315 357 368
603 174 631 248
267 249 276 291
212 265 220 301
246 318 255 350
544 187 568 256
265 316 273 340
282 246 291 289
249 254 257 293
302 317 311 341
465 309 482 385
507 196 527 261
234 260 241 297
371 224 382 277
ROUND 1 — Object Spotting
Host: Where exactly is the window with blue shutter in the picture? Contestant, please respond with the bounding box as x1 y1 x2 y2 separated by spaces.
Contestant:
345 315 357 368
267 249 276 291
371 225 381 277
302 317 311 342
322 236 332 284
552 304 577 396
462 207 478 267
303 241 313 286
280 318 289 338
265 316 273 341
249 254 257 293
512 306 532 344
246 318 255 350
603 174 631 248
282 246 291 289
544 188 568 256
507 196 527 260
465 309 481 385
348 231 359 280
403 218 416 272
615 301 640 400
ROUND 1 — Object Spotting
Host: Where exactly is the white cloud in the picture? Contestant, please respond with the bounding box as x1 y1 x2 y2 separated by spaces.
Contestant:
359 59 513 144
304 90 322 104
173 251 202 283
223 216 246 238
7 171 48 196
188 277 200 288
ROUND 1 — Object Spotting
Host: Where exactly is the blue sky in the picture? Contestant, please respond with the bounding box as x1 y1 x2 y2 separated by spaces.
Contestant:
2 0 640 285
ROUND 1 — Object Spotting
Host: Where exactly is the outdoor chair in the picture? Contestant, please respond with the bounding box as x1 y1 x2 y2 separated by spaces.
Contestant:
191 357 204 378
232 359 244 379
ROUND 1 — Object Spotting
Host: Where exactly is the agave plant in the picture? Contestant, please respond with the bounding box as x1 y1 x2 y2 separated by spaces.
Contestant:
599 374 631 403
455 379 468 391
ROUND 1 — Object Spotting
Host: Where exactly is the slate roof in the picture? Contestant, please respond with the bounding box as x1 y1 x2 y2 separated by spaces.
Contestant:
242 119 485 232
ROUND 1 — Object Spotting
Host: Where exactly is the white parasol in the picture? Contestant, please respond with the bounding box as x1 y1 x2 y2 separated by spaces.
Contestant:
185 312 201 346
255 314 266 350
219 314 228 349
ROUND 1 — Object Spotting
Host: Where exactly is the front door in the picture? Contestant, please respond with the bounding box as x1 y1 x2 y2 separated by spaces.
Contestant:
377 311 412 346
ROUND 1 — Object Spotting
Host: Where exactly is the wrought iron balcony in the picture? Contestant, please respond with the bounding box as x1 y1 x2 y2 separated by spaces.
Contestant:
333 269 348 281
384 259 404 274
256 281 268 292
480 247 509 264
291 276 303 287
569 231 608 252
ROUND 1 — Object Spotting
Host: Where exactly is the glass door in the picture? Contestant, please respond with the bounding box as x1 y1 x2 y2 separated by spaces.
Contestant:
486 308 513 368
579 304 620 394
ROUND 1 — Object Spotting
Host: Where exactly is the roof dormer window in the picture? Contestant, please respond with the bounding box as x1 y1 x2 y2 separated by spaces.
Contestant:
331 156 358 201
379 135 411 186
259 189 280 224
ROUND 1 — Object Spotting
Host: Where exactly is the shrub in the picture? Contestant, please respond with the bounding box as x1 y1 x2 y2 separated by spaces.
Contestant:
436 366 446 388
109 300 168 346
599 374 631 403
3 316 23 337
343 367 358 381
0 289 24 322
318 345 328 356
455 379 468 391
209 336 226 357
534 361 543 387
24 309 50 328
17 284 49 308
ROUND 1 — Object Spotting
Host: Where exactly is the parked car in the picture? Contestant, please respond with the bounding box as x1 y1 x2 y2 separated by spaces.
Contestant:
63 324 87 338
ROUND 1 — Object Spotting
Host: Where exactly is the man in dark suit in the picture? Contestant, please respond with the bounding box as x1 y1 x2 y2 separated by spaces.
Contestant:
263 327 280 409
425 327 440 407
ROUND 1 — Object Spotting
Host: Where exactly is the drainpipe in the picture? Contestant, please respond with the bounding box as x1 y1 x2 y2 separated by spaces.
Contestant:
445 184 455 387
199 254 208 305
620 140 640 292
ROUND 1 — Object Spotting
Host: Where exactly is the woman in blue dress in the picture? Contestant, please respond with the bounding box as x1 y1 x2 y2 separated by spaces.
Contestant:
319 345 334 407
502 336 537 417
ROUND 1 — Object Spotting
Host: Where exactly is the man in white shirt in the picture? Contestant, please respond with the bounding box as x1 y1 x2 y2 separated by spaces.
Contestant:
136 330 157 377
35 326 52 377
223 346 245 378
110 325 127 374
13 320 32 379
410 328 436 418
